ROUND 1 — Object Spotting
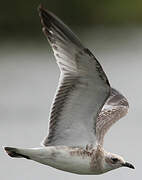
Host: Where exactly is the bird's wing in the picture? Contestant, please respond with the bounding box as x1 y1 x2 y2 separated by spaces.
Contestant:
38 5 110 147
96 88 129 146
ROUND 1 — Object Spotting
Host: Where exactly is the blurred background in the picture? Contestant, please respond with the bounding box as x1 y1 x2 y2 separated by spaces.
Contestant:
1 0 142 39
0 0 142 179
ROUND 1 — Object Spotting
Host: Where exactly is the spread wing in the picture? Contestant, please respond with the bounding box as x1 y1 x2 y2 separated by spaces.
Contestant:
38 5 110 147
96 88 129 146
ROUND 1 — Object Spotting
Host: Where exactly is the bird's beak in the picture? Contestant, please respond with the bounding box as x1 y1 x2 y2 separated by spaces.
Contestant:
123 162 135 169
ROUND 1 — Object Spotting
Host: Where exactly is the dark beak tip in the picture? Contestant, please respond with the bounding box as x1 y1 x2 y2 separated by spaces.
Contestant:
129 165 135 169
123 162 135 169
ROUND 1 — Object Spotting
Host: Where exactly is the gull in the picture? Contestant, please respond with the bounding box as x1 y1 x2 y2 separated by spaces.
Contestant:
4 5 134 175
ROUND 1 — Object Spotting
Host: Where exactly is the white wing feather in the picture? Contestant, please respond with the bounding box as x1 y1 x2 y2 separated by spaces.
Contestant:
38 6 110 147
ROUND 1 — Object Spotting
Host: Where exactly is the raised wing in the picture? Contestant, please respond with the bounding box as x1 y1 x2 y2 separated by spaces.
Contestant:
96 88 129 146
38 5 110 147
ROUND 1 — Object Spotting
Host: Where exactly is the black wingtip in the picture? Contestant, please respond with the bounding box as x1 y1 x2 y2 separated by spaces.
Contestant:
38 4 46 21
38 4 45 13
38 4 42 12
38 4 52 20
38 4 54 29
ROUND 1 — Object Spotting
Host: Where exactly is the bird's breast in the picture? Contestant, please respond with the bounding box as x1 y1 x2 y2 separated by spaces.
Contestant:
34 146 103 175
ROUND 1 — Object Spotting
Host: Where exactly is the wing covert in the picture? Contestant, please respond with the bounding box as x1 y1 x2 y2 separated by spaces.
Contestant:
96 88 129 146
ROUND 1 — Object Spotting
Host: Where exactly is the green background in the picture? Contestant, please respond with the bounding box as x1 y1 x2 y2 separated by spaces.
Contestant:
1 0 142 39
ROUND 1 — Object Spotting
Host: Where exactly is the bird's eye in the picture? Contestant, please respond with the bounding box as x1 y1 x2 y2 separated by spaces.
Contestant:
111 158 118 163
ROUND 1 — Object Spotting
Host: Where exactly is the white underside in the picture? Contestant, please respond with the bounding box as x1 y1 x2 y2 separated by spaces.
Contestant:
17 146 102 175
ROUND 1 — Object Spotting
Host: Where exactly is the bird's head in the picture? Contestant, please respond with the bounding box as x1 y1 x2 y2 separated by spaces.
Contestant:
103 152 135 172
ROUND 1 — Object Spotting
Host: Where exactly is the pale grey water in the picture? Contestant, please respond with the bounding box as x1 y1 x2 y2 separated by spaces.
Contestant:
0 27 142 179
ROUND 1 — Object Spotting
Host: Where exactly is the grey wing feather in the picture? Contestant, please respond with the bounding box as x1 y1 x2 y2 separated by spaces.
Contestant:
96 88 129 146
38 6 110 147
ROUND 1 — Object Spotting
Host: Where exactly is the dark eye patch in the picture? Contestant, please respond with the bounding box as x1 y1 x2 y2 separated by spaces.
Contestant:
111 158 119 163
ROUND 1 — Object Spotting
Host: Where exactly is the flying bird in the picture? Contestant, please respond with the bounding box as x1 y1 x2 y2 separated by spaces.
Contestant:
4 5 134 175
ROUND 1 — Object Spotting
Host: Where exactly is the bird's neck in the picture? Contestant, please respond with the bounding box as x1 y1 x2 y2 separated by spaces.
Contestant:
89 145 105 172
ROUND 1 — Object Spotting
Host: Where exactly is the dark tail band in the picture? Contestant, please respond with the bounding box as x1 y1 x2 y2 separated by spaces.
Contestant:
4 147 31 159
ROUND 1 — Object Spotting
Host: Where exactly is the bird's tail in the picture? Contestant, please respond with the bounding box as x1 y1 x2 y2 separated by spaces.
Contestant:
4 146 54 167
4 147 31 159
